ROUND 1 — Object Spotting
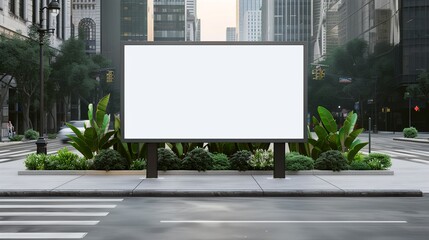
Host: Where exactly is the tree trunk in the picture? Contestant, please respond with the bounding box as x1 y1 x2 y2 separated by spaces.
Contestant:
22 98 31 131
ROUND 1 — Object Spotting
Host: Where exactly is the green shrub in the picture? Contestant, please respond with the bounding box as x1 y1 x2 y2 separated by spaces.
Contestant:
249 149 274 170
285 152 314 171
93 149 128 171
47 133 57 139
158 148 181 171
181 148 213 171
210 153 230 170
363 153 392 170
24 129 39 140
130 158 146 170
229 150 252 171
314 150 349 172
46 148 88 170
349 161 372 170
25 154 48 170
9 135 24 141
403 127 418 138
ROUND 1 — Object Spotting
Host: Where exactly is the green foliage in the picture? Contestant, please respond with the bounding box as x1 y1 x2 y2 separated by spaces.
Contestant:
68 95 117 159
25 154 49 170
403 127 418 138
24 129 39 140
93 149 128 171
314 150 349 172
45 148 88 170
309 106 367 162
9 135 24 141
285 152 314 171
229 150 252 171
205 143 270 157
113 115 146 164
210 153 230 170
158 148 181 171
167 143 204 159
363 153 392 170
181 148 213 171
130 159 146 170
349 161 371 170
249 149 274 170
406 71 429 105
47 133 57 139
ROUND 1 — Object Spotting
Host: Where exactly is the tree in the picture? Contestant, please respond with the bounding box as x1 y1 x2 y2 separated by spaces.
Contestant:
406 71 429 104
0 34 52 132
51 38 98 122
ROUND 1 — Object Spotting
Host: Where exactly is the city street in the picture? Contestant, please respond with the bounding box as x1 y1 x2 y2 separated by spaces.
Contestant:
0 197 427 240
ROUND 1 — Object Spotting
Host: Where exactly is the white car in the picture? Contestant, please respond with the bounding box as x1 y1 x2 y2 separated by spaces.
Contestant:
58 120 89 143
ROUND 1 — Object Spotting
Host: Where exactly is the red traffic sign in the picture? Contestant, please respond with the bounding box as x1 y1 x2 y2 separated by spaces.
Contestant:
414 106 420 112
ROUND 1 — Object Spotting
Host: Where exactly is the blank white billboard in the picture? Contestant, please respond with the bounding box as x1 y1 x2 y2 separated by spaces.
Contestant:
122 43 306 142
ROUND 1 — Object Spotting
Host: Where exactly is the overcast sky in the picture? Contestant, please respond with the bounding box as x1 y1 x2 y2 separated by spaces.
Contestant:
197 0 236 41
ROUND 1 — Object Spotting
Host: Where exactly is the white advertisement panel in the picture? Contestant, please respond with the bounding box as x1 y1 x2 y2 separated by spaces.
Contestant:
122 43 306 142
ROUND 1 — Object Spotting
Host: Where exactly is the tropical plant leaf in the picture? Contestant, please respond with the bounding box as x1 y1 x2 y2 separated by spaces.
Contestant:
345 128 364 148
68 136 93 159
96 94 110 127
317 106 337 133
347 142 368 162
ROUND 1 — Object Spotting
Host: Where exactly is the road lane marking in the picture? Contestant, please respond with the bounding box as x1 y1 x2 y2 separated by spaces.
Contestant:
0 159 11 162
0 233 87 239
9 152 35 157
0 205 117 208
0 221 99 225
2 150 30 155
0 199 123 202
161 220 407 224
0 212 109 217
0 150 10 153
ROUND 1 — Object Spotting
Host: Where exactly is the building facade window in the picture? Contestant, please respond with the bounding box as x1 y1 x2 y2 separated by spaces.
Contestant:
79 18 96 53
9 0 16 14
18 0 24 19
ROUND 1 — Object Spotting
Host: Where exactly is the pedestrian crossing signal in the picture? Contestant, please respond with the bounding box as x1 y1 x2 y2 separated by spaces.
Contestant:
106 70 114 83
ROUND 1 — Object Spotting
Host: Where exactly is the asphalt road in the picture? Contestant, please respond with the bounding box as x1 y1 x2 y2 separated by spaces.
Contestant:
0 197 427 240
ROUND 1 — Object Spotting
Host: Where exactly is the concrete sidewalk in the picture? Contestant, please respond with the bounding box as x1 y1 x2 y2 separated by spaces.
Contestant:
0 157 427 197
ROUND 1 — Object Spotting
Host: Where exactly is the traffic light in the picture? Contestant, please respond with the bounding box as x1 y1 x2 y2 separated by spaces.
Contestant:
106 70 114 83
312 66 325 80
319 68 325 80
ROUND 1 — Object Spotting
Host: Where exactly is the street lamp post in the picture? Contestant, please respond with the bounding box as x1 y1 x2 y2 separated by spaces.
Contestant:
36 0 60 154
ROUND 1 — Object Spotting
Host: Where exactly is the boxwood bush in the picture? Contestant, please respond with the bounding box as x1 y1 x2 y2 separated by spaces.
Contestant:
229 150 252 171
210 153 230 170
93 149 128 171
349 161 372 170
158 148 181 171
403 127 418 138
314 150 348 172
46 148 88 170
285 152 314 171
9 135 24 141
25 154 49 170
249 149 274 170
181 148 213 171
24 129 39 140
362 153 392 170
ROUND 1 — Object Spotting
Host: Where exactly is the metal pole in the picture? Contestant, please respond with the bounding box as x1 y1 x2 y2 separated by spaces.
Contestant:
368 117 371 154
408 97 411 127
146 143 158 178
274 143 285 179
36 4 47 154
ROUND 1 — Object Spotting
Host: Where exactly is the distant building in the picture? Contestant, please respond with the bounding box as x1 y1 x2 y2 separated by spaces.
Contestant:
154 0 185 41
237 0 262 41
185 0 200 41
71 0 101 54
261 0 312 42
226 27 236 41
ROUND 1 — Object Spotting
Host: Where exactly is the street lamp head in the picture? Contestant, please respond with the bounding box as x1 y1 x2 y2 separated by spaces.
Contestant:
48 0 60 17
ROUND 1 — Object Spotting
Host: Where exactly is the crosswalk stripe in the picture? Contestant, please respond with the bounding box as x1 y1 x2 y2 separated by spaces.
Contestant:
0 212 109 217
2 149 29 155
0 221 99 226
0 205 117 208
9 152 34 157
0 159 11 163
0 199 123 202
0 233 87 239
0 150 10 153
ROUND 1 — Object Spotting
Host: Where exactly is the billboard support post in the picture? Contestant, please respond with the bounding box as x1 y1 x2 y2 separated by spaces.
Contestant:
274 143 286 178
146 143 158 178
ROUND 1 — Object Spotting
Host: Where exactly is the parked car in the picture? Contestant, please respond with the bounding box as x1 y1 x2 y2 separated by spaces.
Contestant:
58 120 89 143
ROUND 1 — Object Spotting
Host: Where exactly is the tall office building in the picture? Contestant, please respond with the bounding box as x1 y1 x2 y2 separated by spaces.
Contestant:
121 0 149 41
226 27 237 41
185 0 200 41
237 0 262 41
71 0 101 54
261 0 312 42
154 0 185 41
